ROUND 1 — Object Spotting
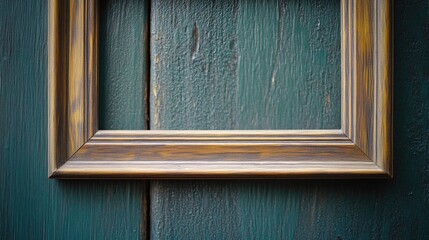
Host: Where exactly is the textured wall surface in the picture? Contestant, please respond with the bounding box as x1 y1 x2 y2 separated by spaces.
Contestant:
99 0 149 130
151 0 341 130
149 0 429 239
0 1 146 239
1 0 429 239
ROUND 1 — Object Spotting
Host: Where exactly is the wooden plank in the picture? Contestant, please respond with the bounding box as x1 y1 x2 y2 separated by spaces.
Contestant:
149 0 341 237
97 0 150 239
146 0 429 239
99 0 149 130
0 0 146 239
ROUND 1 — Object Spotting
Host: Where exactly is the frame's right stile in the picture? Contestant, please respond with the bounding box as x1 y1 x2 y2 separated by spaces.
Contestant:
342 0 393 176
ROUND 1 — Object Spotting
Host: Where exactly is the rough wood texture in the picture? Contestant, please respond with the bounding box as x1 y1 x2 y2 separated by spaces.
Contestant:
1 0 145 238
149 0 429 239
49 0 392 179
99 0 149 130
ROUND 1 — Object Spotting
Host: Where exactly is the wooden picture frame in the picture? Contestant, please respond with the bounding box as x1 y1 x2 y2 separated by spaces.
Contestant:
48 0 392 179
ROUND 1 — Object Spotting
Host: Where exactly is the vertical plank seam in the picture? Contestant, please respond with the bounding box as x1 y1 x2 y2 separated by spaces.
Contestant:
145 1 152 239
142 181 150 240
145 0 151 131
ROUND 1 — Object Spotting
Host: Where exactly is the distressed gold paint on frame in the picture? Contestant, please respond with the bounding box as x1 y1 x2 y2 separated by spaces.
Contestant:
48 0 392 179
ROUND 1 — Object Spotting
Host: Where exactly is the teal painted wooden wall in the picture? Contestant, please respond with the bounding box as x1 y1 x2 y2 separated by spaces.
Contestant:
1 0 429 239
100 0 149 130
0 0 147 239
149 1 429 239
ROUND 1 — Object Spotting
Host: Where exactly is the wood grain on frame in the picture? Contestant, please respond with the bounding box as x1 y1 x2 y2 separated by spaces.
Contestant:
342 0 393 176
374 0 393 176
48 0 392 178
86 0 99 139
67 0 85 157
49 0 68 173
49 0 98 174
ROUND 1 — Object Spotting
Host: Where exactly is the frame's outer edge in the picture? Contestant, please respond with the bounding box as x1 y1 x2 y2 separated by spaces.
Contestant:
52 160 387 179
374 0 393 176
49 0 68 176
49 0 98 177
48 0 58 176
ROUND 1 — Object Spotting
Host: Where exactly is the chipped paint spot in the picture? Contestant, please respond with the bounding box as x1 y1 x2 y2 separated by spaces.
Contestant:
191 22 200 60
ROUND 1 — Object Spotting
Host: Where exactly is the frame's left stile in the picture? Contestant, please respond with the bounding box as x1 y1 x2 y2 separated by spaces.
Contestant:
49 0 392 179
49 0 98 175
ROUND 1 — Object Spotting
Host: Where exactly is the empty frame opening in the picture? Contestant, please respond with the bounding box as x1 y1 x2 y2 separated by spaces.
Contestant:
99 0 342 131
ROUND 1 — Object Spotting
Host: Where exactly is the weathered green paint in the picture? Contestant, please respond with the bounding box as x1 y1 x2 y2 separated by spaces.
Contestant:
151 0 341 130
0 0 146 239
100 0 149 130
151 0 239 130
150 0 429 240
235 0 341 129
